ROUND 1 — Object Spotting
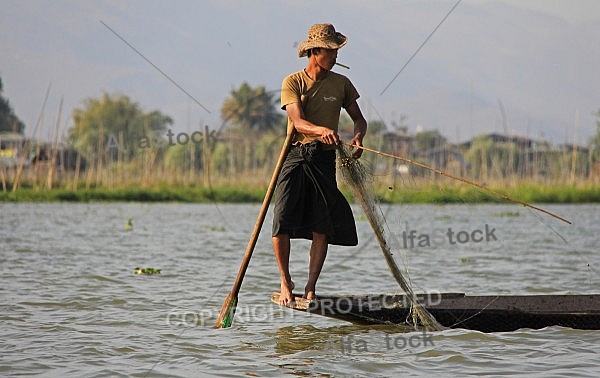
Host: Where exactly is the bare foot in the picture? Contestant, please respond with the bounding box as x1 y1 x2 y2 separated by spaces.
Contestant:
304 287 316 301
279 278 295 306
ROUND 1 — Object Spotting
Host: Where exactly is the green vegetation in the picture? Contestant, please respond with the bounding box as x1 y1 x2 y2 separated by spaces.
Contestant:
0 185 267 203
2 78 600 204
69 92 173 161
414 129 446 151
220 82 283 132
0 76 25 133
493 211 520 217
134 267 161 275
375 182 600 204
590 109 600 162
2 182 599 204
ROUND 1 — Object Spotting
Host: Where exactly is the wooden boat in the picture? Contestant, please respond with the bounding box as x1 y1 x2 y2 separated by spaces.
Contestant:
271 292 600 332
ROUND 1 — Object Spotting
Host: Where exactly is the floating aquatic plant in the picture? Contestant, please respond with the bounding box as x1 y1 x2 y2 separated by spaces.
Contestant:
134 267 161 275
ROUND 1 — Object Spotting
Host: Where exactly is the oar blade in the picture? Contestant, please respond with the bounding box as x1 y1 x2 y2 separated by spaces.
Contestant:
215 292 237 329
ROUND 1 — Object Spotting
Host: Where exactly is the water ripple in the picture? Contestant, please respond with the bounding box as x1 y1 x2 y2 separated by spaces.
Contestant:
1 203 599 376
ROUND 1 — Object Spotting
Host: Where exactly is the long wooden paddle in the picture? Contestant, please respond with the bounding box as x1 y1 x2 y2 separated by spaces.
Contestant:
215 128 295 328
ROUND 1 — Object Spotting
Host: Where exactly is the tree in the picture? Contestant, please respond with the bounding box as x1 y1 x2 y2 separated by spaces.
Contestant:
220 82 283 132
414 129 447 151
390 113 409 135
590 109 600 161
68 93 172 161
465 135 493 179
367 120 386 136
164 142 202 172
0 76 26 134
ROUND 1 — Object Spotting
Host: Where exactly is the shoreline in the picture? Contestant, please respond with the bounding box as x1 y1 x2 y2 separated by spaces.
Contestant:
1 184 599 204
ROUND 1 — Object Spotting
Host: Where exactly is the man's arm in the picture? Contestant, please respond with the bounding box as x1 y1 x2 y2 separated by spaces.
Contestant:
285 102 339 145
346 100 367 158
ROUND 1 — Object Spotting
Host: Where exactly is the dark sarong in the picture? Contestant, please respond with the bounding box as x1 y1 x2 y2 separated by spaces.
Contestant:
272 141 358 246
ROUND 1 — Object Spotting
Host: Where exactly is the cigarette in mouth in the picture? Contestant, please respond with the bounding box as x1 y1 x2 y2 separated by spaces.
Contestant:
335 62 350 69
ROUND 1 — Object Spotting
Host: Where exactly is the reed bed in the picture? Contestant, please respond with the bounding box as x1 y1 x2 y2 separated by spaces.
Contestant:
2 161 599 204
2 126 599 203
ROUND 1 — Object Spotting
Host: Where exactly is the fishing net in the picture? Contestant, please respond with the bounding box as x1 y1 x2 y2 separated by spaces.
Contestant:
337 144 444 331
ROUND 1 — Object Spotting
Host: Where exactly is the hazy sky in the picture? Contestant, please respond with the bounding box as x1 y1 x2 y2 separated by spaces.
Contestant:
1 0 599 144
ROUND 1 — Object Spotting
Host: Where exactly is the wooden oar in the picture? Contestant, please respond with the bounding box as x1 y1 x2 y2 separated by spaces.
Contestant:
215 128 295 328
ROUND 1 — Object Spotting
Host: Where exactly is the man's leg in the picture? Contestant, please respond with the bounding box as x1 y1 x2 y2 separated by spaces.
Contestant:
273 233 295 305
305 232 328 300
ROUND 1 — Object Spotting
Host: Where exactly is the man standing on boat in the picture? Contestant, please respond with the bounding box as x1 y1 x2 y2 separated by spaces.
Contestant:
272 23 368 305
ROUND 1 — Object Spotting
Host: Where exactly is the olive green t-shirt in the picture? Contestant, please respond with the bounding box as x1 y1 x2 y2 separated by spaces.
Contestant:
281 69 360 144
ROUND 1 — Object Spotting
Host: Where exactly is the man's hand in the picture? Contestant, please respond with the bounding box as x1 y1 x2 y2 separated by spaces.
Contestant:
320 127 340 145
345 101 367 159
350 133 364 159
286 103 340 145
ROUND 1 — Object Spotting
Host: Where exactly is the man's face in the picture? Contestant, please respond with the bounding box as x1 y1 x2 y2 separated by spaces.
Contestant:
315 48 338 70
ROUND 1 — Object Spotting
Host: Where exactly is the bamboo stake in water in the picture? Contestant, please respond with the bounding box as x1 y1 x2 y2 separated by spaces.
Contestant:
13 83 51 192
47 97 63 190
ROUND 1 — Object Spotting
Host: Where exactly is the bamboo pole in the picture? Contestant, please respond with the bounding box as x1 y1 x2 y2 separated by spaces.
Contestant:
570 109 579 185
215 129 295 328
13 83 51 192
47 97 63 190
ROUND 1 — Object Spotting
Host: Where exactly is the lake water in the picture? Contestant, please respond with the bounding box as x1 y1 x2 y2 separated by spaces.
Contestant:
1 202 599 377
